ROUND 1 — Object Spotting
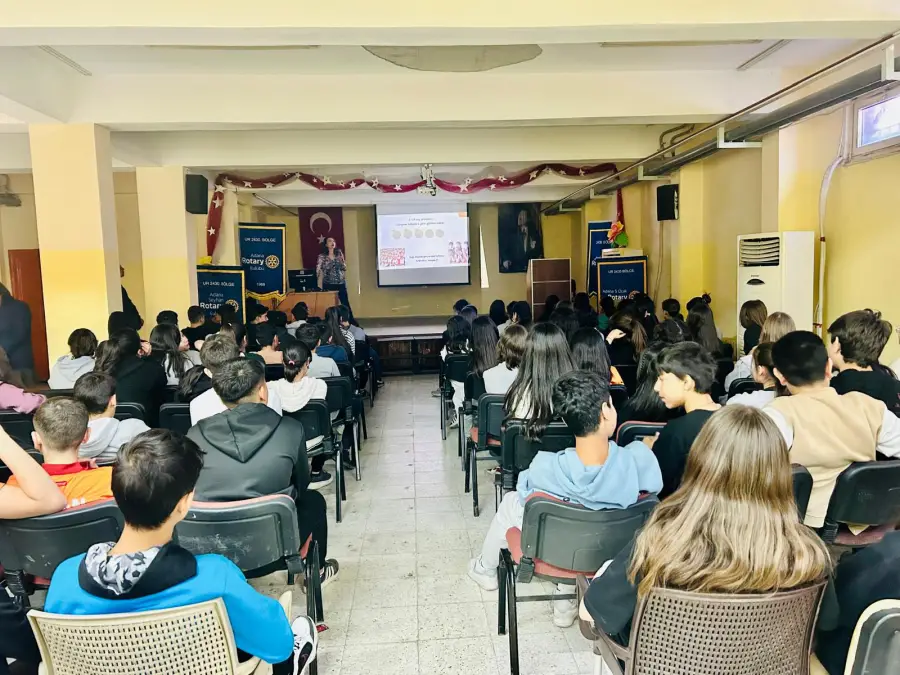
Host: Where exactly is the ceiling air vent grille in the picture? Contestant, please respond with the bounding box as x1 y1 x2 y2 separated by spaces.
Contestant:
739 236 781 267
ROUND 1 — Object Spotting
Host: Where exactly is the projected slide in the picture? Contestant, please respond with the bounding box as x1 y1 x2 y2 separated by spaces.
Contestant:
376 209 470 286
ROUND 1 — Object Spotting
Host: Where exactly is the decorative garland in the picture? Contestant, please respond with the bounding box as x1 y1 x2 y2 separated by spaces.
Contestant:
205 162 617 256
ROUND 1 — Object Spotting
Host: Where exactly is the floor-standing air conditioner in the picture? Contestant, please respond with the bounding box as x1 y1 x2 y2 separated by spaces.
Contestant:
736 232 815 353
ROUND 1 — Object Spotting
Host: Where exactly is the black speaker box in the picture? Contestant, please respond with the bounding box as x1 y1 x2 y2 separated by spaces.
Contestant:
185 174 209 215
657 184 679 221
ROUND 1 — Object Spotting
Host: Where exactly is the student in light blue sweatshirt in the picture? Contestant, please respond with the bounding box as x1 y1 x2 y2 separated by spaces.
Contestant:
468 370 662 627
45 429 318 675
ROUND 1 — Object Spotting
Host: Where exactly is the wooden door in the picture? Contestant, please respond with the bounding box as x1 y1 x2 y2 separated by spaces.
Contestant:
8 249 49 381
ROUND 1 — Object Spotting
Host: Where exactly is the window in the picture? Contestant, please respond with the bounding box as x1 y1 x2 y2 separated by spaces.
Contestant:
852 87 900 159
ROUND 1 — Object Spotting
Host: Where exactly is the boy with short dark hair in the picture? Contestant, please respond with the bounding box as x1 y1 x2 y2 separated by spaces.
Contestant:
647 342 720 497
661 298 683 322
468 371 662 627
295 324 340 378
13 398 114 507
156 310 178 326
45 429 318 674
214 303 237 325
74 372 149 465
828 309 900 416
765 330 900 528
183 305 218 350
286 302 308 336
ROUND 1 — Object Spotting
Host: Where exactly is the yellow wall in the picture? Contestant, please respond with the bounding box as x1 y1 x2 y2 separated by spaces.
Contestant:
113 172 147 327
0 174 39 288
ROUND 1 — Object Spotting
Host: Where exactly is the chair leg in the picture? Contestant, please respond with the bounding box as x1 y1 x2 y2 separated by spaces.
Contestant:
498 559 507 635
471 445 480 517
464 440 472 493
354 423 362 482
441 392 447 441
361 405 368 440
502 549 520 675
7 570 29 609
334 449 344 523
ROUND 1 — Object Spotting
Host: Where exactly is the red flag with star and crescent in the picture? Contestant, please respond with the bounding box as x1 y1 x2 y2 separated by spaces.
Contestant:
297 207 345 270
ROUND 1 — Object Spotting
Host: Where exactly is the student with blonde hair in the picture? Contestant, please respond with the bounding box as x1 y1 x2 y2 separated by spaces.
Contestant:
582 405 831 641
725 311 796 391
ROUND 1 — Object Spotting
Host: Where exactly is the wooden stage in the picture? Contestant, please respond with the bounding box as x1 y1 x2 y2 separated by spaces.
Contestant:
363 316 447 375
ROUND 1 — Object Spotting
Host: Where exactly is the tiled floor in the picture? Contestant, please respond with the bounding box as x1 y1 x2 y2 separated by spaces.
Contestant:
250 375 596 675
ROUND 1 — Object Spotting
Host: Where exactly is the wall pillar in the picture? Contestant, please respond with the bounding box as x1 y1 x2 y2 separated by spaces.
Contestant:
29 123 120 361
136 166 198 324
670 163 708 303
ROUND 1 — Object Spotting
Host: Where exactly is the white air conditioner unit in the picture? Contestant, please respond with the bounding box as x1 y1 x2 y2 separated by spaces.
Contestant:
736 232 815 352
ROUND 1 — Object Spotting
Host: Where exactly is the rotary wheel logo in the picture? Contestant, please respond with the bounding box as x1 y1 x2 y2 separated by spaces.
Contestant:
225 299 239 310
265 255 280 269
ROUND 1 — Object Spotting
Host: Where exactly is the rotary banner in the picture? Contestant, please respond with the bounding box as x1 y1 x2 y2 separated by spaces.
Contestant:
597 257 648 302
238 223 287 301
197 265 245 322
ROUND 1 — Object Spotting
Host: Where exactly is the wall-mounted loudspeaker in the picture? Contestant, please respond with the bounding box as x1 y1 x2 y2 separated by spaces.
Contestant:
657 184 679 221
185 175 209 215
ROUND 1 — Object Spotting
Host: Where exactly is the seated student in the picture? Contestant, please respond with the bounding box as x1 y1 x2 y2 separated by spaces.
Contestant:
468 371 662 627
573 292 598 330
49 328 98 389
489 299 508 334
597 296 615 332
252 324 284 366
764 331 900 528
189 335 282 425
549 307 580 344
149 322 202 386
187 359 338 585
539 295 560 323
651 317 690 345
726 342 779 409
0 346 45 414
215 302 238 326
331 305 357 358
509 300 533 330
315 323 350 365
616 343 683 428
484 324 526 395
739 299 768 355
725 311 795 391
571 326 623 385
295 324 341 378
582 406 831 644
12 398 114 507
645 342 720 498
634 294 658 344
74 372 150 465
156 310 178 326
442 315 473 428
182 305 218 351
686 298 728 358
605 313 648 366
286 302 308 337
245 303 269 352
828 309 900 416
94 328 167 427
471 315 499 378
44 429 318 675
267 311 292 346
661 298 683 322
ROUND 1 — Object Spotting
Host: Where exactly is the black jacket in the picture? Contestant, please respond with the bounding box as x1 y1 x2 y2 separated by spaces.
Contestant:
0 295 33 371
187 403 309 501
113 355 167 426
121 286 143 330
831 368 900 418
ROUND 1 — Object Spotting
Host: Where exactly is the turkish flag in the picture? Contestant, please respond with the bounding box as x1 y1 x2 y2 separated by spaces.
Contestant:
297 207 345 270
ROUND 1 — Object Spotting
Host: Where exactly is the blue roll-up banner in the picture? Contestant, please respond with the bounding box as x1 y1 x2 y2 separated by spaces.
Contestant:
597 257 648 303
238 222 287 301
587 221 613 300
197 265 246 322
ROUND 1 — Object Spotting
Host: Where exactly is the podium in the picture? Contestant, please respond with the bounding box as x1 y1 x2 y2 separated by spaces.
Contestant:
527 258 572 318
273 292 339 318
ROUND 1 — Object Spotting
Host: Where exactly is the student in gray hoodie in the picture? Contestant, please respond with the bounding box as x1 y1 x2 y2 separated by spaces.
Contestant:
468 370 662 628
48 329 98 390
74 372 149 465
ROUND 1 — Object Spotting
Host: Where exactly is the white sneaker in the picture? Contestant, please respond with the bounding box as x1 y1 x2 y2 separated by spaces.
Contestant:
467 557 499 591
552 596 578 628
448 412 459 429
289 615 318 675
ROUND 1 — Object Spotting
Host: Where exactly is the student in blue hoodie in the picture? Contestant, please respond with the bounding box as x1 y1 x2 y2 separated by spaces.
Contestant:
45 429 318 675
467 370 662 627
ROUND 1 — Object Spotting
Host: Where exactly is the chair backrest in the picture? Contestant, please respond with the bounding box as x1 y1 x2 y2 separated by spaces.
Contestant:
0 410 35 447
445 353 471 383
114 402 146 422
822 460 900 542
0 500 124 579
476 394 506 449
159 402 192 435
616 364 638 395
0 448 42 483
728 377 762 397
354 340 370 366
322 376 353 420
715 357 735 385
29 598 243 675
464 372 486 402
791 464 813 522
283 400 332 447
521 493 658 572
610 385 629 412
43 389 74 399
336 361 354 381
615 421 666 447
628 581 826 675
844 599 900 675
502 420 576 473
264 363 285 382
174 494 301 575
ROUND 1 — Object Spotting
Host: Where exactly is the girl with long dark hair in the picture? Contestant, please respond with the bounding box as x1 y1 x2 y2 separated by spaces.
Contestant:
442 315 472 428
549 307 579 344
687 299 726 357
471 316 499 377
605 312 648 366
505 323 575 438
149 323 201 385
324 306 353 361
539 295 560 323
94 328 167 425
489 299 508 333
569 327 622 385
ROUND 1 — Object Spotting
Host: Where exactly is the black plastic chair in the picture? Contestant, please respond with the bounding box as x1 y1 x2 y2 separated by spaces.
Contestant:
500 421 575 503
43 389 74 399
159 403 192 435
354 339 375 407
284 400 346 523
0 499 125 607
460 372 486 466
609 385 628 411
441 354 471 441
264 363 285 382
0 411 35 448
323 376 360 481
162 386 179 404
175 494 324 629
728 377 762 397
616 365 638 396
336 361 367 442
792 464 813 522
715 357 735 386
843 600 900 675
615 421 667 447
465 394 505 517
499 493 659 675
821 460 900 545
114 402 146 422
0 448 42 483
